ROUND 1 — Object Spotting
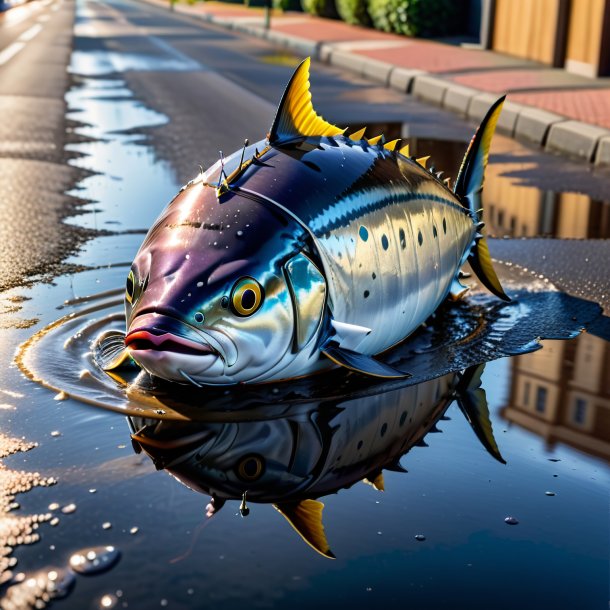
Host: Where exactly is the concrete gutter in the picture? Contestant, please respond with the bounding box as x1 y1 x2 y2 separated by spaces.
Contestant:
145 1 610 167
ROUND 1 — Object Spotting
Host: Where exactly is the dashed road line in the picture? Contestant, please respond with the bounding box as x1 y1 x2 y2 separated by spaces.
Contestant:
0 42 26 66
18 23 43 42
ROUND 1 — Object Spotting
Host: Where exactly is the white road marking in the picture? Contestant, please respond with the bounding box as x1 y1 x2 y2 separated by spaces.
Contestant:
0 42 26 66
18 23 43 42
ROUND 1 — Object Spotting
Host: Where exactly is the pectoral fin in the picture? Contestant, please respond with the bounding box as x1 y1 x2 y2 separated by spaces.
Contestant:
456 365 506 464
273 499 335 559
321 345 410 379
330 320 371 351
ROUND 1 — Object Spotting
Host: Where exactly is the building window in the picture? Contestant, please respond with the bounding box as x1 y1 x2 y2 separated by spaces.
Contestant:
535 386 547 413
573 398 587 425
523 381 530 406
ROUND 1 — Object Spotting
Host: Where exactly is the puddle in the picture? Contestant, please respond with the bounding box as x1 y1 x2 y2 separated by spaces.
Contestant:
64 76 176 232
15 263 607 422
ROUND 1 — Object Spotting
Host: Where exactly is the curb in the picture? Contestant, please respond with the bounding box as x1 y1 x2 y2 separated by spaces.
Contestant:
144 0 610 167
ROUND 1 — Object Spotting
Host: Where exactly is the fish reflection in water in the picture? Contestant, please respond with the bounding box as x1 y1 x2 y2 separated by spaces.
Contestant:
127 365 503 558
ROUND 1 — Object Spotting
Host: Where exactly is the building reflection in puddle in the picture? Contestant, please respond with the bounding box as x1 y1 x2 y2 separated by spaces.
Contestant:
501 332 610 462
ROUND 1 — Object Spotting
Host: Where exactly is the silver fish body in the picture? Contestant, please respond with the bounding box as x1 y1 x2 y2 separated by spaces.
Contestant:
116 59 507 386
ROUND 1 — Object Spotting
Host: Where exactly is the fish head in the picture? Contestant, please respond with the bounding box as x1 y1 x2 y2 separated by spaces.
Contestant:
124 161 327 385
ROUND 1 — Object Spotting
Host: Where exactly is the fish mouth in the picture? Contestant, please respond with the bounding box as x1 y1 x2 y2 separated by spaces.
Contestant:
125 313 226 384
125 329 217 357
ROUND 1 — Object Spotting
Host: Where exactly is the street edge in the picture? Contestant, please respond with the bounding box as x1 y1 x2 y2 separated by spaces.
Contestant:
138 0 610 167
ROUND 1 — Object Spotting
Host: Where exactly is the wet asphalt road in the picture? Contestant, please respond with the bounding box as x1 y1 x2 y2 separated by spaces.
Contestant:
2 0 610 308
0 0 94 292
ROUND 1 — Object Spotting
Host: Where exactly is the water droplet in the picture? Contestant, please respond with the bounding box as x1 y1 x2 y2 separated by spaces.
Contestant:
69 546 120 575
414 534 426 541
50 431 61 437
48 503 59 511
100 593 118 608
545 491 556 496
54 391 68 401
102 522 112 530
196 281 203 287
61 504 76 514
129 527 138 535
50 517 59 527
236 230 243 237
504 516 519 525
89 489 97 494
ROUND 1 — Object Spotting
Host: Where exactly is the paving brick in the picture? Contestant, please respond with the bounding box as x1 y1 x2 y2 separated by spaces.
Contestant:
546 121 610 162
411 75 448 106
265 30 318 57
328 50 365 75
595 137 610 166
468 93 525 135
514 107 566 145
443 84 478 115
388 67 422 93
360 57 393 86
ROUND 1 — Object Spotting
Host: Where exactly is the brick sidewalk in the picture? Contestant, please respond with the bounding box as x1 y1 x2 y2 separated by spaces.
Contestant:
150 0 610 164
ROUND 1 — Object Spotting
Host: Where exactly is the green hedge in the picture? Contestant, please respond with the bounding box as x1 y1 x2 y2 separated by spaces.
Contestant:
300 0 339 18
336 0 370 26
273 0 302 9
367 0 464 37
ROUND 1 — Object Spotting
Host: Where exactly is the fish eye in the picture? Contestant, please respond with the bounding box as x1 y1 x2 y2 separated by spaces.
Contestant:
126 270 136 304
236 455 265 481
230 277 264 316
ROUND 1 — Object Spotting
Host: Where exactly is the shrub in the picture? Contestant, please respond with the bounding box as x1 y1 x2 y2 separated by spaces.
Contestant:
300 0 339 19
368 0 464 38
335 0 371 26
273 0 302 10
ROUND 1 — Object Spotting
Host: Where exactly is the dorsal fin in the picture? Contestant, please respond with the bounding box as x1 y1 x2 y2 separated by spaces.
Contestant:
268 58 344 145
368 135 384 146
349 127 366 140
274 500 335 559
384 139 400 151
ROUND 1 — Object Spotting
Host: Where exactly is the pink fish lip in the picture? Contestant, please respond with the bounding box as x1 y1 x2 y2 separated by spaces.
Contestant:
125 329 217 357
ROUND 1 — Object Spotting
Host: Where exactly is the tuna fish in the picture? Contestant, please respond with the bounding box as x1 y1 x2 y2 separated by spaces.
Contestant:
98 58 508 386
127 365 505 558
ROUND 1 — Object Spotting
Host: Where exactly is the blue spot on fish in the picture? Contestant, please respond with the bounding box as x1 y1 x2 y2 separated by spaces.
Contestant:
359 226 369 242
381 234 389 250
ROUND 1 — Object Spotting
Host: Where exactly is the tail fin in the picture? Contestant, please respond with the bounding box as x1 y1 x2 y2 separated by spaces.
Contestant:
455 96 510 302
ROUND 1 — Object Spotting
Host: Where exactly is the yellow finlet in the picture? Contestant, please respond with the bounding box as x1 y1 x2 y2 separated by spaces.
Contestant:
384 139 400 151
274 500 335 559
268 58 345 145
363 472 385 492
399 143 410 157
416 155 430 168
368 135 384 146
349 127 366 141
